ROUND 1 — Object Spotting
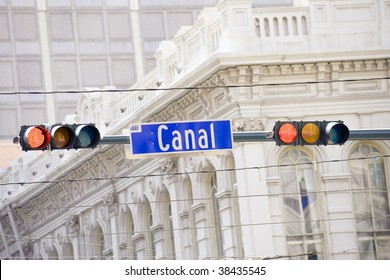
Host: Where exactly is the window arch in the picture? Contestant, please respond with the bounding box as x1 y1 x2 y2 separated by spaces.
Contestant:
183 176 198 259
91 225 105 260
348 144 390 259
48 246 59 260
278 148 323 259
123 211 136 259
161 190 176 259
210 172 224 259
168 196 176 259
63 242 74 260
146 202 156 260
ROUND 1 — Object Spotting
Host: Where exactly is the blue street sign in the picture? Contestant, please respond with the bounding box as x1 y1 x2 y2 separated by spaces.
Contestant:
129 120 232 158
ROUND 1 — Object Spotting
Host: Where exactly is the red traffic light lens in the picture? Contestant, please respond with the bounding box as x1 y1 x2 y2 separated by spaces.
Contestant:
25 126 51 149
278 123 298 144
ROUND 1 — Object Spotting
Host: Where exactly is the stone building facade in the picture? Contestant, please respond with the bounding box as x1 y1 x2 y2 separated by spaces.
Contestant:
0 0 292 168
0 0 390 260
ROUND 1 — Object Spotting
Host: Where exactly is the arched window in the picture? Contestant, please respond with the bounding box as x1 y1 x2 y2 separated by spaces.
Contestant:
147 203 156 260
168 198 176 259
63 242 74 260
124 211 136 259
210 172 224 259
292 17 298 36
278 148 323 259
301 16 308 35
48 246 59 260
282 17 289 36
183 176 198 258
273 17 279 37
349 144 390 259
255 18 260 37
264 18 270 37
90 225 105 260
161 191 176 259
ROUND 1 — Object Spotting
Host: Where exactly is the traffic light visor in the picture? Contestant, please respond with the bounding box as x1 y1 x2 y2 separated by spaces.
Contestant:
75 125 100 148
301 123 320 144
278 123 298 144
24 126 51 149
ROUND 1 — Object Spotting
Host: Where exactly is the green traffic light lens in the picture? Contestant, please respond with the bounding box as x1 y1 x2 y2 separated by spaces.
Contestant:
326 122 349 145
76 125 100 148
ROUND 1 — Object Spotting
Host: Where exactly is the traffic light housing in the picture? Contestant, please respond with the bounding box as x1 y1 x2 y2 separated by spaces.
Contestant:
19 124 100 151
273 121 349 146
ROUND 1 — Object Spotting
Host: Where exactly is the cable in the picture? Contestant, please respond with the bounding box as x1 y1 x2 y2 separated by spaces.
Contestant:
2 249 378 260
1 155 389 259
0 76 389 95
1 213 389 244
0 184 388 214
1 154 390 187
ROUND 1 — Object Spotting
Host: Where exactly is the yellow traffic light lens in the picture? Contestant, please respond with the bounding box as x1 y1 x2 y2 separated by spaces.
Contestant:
278 123 298 144
53 127 72 148
301 123 320 144
26 126 50 149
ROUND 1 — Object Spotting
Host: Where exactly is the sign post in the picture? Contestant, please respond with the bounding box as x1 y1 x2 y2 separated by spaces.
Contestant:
127 120 233 158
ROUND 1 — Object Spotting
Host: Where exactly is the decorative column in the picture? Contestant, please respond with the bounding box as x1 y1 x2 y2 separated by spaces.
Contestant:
37 0 55 123
321 174 357 259
150 223 165 260
103 192 119 260
22 241 33 260
232 118 275 258
179 210 195 259
133 232 148 260
217 0 257 52
161 158 183 259
7 206 25 259
191 202 210 259
215 189 238 258
66 215 80 259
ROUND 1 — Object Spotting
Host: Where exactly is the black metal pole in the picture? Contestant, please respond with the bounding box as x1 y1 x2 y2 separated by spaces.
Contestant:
99 129 390 145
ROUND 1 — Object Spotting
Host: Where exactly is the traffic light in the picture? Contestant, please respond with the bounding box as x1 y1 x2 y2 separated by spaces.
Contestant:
273 121 349 146
19 124 100 151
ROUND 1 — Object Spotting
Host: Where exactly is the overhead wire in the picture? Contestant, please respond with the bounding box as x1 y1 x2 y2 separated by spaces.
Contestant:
1 154 390 188
1 249 374 260
0 184 389 214
0 76 389 95
1 213 389 244
1 74 390 258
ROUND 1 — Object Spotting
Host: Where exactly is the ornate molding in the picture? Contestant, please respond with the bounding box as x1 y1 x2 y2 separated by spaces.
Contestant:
66 215 80 237
103 192 118 218
232 117 266 132
161 158 178 179
22 241 33 258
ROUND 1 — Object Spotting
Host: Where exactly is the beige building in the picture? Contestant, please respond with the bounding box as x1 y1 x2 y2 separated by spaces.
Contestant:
0 0 390 260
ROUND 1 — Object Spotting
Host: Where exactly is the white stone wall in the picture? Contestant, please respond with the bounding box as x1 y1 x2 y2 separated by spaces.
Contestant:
0 0 389 260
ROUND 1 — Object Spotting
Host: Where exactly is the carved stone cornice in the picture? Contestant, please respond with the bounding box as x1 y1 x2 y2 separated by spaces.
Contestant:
232 117 266 132
102 192 118 218
160 158 178 180
22 241 33 258
66 215 80 237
